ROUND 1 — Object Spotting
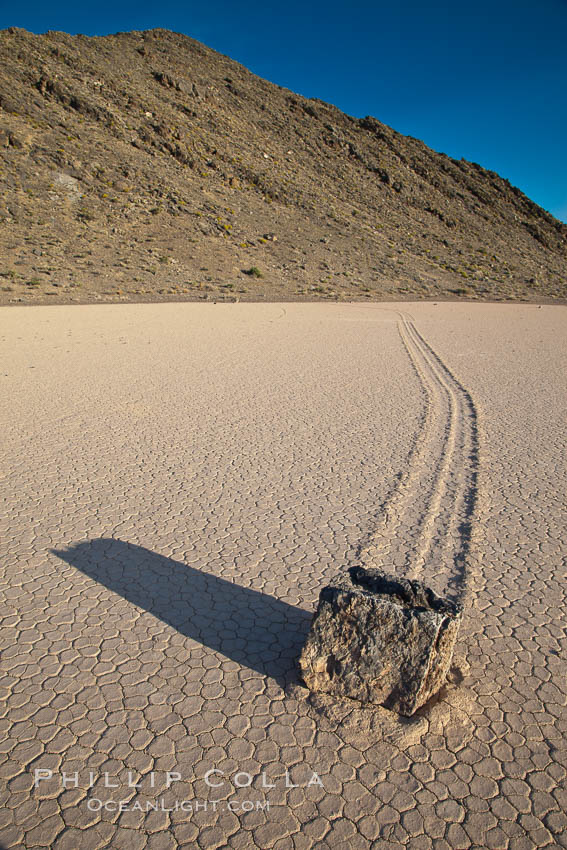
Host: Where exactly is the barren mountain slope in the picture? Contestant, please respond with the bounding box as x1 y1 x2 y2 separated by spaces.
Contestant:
0 26 565 304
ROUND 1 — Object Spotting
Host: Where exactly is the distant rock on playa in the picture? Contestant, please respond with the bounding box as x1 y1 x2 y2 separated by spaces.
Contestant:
299 566 462 716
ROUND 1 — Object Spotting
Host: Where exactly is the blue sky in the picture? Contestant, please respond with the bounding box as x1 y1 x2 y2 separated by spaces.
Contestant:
2 0 566 222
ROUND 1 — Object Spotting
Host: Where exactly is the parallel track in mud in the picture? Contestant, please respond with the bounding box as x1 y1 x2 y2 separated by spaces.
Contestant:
357 310 479 602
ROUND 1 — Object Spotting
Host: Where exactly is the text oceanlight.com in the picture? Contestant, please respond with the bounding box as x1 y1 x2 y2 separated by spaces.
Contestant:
87 798 271 813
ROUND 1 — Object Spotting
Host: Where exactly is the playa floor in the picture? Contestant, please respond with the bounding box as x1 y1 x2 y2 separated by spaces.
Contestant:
1 302 566 849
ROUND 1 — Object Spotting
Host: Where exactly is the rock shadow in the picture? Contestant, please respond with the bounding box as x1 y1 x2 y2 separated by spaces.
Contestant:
53 538 313 687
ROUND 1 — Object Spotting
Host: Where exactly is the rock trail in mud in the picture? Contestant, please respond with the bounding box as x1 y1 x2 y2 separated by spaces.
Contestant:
357 310 480 603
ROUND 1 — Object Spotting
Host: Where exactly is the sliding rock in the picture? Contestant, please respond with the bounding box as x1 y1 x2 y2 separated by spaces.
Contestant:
299 566 462 716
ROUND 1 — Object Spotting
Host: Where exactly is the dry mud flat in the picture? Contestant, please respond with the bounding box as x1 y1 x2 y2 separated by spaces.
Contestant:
1 301 566 850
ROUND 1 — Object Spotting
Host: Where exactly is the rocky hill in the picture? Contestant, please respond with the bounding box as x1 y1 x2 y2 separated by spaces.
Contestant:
1 26 565 305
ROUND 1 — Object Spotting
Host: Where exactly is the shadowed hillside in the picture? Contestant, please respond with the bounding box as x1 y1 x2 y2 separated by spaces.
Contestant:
1 26 565 304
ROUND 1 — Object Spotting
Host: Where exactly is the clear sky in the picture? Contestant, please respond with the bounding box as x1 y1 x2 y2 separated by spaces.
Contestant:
2 0 566 222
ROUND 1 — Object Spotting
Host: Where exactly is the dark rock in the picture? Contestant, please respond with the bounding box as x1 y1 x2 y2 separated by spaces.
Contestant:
303 103 319 119
299 566 462 716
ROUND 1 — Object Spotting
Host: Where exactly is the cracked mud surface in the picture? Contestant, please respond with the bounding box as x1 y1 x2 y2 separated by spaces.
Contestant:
1 302 566 849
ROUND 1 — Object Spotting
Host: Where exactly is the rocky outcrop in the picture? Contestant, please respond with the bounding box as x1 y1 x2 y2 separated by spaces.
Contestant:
0 27 566 306
299 566 462 716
